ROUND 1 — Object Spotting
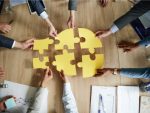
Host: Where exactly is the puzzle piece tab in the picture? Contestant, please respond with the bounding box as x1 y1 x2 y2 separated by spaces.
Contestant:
55 29 80 50
79 28 102 54
77 54 104 78
33 38 54 54
52 50 76 76
33 57 49 69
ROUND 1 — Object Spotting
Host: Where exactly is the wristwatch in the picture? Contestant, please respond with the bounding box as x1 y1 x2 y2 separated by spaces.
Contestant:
113 68 118 75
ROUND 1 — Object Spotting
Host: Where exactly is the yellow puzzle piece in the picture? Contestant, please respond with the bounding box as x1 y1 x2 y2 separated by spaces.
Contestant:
33 38 54 54
79 28 102 54
77 54 104 78
55 29 80 50
52 50 76 76
33 57 49 69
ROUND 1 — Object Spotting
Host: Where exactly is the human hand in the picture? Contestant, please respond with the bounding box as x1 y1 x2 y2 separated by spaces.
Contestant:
95 68 114 77
14 38 34 50
0 23 11 34
59 71 69 83
99 0 109 7
49 24 57 38
95 29 112 39
117 41 138 52
0 96 16 112
0 67 5 79
41 68 53 88
67 10 76 28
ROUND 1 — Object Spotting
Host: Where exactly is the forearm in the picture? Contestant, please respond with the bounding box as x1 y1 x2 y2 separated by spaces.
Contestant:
113 1 150 31
68 0 77 11
27 88 48 113
62 82 78 113
44 17 53 28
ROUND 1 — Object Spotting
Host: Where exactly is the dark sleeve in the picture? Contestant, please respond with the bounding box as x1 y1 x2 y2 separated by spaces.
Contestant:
114 1 150 30
0 34 14 49
68 0 77 11
120 68 150 79
28 0 45 15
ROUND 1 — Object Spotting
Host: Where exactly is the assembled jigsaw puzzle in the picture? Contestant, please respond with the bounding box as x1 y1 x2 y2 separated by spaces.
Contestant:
33 28 104 78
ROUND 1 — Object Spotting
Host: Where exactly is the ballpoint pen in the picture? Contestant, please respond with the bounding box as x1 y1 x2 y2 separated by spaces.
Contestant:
98 94 106 113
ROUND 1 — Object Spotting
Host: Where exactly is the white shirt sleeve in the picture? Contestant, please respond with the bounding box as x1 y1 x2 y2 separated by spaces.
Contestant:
62 83 78 113
40 11 49 19
110 24 119 33
28 88 48 113
12 41 16 48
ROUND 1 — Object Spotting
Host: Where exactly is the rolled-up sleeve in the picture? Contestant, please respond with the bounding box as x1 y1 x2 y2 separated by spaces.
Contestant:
68 0 77 11
62 83 78 113
120 68 150 79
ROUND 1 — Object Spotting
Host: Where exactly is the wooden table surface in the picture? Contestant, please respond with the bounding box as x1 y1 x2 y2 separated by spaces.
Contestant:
0 0 150 113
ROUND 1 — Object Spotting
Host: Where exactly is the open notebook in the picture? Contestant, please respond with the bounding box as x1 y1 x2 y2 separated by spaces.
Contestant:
90 86 139 113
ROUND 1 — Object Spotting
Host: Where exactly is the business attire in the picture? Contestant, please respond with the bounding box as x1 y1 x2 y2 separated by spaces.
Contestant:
110 1 150 33
0 35 15 48
3 83 78 113
68 0 77 11
27 0 77 19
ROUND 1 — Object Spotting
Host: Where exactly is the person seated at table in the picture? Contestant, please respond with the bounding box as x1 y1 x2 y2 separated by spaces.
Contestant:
0 68 78 113
0 30 34 82
96 0 150 39
96 67 150 92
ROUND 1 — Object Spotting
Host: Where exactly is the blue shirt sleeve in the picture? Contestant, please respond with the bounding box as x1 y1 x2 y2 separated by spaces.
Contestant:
120 68 150 79
137 37 150 47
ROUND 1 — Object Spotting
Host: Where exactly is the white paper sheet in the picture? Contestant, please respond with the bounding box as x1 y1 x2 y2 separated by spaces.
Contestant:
90 86 116 113
117 86 139 113
0 80 37 107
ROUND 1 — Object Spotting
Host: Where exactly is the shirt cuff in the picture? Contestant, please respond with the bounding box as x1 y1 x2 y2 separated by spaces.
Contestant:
110 24 119 33
40 11 48 19
12 41 16 48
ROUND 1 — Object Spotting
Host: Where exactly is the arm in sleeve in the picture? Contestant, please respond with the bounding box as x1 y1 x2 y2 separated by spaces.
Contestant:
27 0 48 19
114 1 150 30
0 34 15 49
27 88 48 113
136 37 150 48
62 83 78 113
68 0 77 11
120 68 150 79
